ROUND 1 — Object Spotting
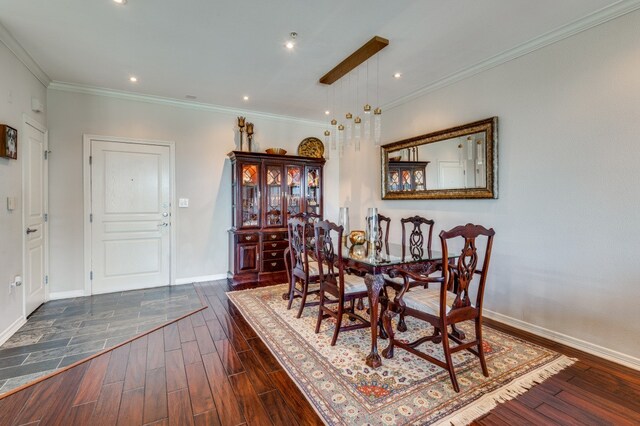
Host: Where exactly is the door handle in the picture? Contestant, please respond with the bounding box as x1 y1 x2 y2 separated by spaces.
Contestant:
26 228 37 234
158 222 169 227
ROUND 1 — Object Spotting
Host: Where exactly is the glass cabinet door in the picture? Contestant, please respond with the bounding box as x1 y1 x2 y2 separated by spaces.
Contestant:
240 164 260 227
414 168 425 190
265 165 283 227
305 166 321 215
286 165 302 221
388 169 400 192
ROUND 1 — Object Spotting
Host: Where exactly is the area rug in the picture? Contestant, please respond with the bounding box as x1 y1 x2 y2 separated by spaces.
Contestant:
228 284 574 425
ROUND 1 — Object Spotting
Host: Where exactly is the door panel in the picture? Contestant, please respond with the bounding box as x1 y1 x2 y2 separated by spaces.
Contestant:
24 122 47 316
237 244 258 272
91 140 171 294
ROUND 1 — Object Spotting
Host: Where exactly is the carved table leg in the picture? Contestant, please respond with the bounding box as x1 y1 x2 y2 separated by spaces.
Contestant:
364 273 385 368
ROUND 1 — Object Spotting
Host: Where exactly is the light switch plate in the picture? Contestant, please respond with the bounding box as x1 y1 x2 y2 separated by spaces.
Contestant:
7 197 16 211
178 198 189 208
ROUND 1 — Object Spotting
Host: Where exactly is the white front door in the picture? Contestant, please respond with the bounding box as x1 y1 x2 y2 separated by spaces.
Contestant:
90 140 171 294
24 119 48 316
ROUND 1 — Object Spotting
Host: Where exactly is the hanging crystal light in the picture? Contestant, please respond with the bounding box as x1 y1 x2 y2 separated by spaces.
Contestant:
354 116 362 151
363 104 371 143
338 124 345 157
373 55 382 146
477 140 484 165
324 130 331 159
330 119 337 149
458 143 464 166
345 112 353 146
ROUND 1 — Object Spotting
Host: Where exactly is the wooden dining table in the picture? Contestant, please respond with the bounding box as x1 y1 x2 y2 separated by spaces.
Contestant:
340 242 457 368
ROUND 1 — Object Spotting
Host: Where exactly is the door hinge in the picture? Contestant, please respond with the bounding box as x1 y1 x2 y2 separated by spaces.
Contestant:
45 275 49 285
89 155 92 165
90 271 93 280
44 213 48 222
90 213 93 223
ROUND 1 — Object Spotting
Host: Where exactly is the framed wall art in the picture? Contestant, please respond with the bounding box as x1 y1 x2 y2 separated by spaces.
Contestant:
0 124 18 159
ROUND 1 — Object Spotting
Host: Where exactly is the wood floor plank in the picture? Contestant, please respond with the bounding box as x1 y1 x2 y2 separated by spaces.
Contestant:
236 349 274 394
268 370 324 426
259 390 300 426
73 352 112 405
184 361 216 415
247 337 281 373
535 403 583 426
143 367 168 424
190 311 206 328
104 343 131 384
228 372 273 426
167 388 195 426
163 323 182 352
124 339 148 391
91 380 124 425
165 349 188 392
177 317 197 343
205 319 226 341
181 340 201 365
117 387 145 426
201 352 245 426
214 339 245 375
65 401 97 425
0 385 34 425
193 409 222 426
147 329 166 371
555 389 637 426
193 325 217 355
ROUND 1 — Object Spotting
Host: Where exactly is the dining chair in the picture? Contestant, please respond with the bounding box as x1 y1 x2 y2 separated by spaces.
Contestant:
284 212 321 296
381 223 495 392
382 215 436 331
314 220 371 346
286 215 322 318
365 213 391 253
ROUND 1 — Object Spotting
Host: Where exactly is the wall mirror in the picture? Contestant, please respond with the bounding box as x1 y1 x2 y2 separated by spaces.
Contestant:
381 117 498 199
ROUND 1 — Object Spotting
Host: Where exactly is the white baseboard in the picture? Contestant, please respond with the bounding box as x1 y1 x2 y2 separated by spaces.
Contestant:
484 309 640 371
49 290 86 300
0 316 27 346
174 274 227 285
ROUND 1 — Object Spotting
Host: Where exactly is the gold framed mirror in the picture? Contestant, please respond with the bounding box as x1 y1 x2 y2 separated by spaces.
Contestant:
381 117 498 199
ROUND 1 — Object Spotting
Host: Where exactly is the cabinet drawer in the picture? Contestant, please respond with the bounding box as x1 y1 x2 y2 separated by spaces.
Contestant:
238 233 259 243
263 231 287 242
262 240 289 250
264 249 285 260
262 258 285 272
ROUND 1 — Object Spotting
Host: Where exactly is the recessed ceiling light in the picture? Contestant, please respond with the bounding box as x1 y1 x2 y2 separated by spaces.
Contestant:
285 41 295 50
324 110 330 115
129 76 138 83
285 31 297 50
113 0 127 4
393 72 402 79
243 95 249 101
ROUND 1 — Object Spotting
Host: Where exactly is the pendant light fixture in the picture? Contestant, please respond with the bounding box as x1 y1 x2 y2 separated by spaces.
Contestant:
330 85 337 149
363 60 372 144
373 54 383 145
354 68 362 151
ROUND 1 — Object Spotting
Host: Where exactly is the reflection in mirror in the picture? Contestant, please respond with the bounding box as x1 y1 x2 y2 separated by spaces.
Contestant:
381 117 497 199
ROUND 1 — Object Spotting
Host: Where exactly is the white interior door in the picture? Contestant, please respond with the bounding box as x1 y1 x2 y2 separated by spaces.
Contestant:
438 161 466 189
90 140 171 294
24 120 47 316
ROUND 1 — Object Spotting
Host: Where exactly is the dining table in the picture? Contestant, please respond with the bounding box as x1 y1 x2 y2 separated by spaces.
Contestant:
340 242 457 368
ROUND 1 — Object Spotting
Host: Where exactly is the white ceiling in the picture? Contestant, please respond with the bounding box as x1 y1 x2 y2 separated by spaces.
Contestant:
0 0 620 121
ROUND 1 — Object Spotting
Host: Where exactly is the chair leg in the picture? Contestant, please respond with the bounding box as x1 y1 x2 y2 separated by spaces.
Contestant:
296 281 308 319
441 327 460 393
330 303 343 346
348 299 356 321
397 314 407 332
356 297 365 310
476 318 489 377
282 250 292 301
381 309 397 359
315 291 324 334
287 274 296 310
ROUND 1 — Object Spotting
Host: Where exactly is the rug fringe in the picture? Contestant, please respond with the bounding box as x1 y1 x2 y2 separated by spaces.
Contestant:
435 355 576 426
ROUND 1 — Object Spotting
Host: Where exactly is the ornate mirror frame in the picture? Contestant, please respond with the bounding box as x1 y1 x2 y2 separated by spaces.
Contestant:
381 117 498 200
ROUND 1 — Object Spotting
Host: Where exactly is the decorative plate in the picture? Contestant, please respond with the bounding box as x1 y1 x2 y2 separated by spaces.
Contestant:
297 137 324 158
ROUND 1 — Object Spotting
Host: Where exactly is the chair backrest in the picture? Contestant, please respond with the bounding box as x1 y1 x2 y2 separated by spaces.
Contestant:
314 220 345 296
288 217 313 278
365 213 391 252
440 223 495 315
401 216 435 259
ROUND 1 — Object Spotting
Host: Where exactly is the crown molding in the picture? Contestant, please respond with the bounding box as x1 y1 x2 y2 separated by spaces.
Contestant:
384 0 640 111
0 22 51 87
48 81 326 128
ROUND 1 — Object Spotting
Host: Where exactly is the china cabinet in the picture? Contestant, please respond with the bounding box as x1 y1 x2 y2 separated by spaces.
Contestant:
227 151 325 286
387 160 430 192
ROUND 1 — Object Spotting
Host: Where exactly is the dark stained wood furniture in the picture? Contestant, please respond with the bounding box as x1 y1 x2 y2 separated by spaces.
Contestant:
387 160 430 191
286 216 321 318
314 220 371 346
227 151 324 287
381 223 495 392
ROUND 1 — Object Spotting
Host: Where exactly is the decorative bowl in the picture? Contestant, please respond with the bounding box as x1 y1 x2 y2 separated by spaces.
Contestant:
266 148 287 155
389 156 402 161
349 230 366 246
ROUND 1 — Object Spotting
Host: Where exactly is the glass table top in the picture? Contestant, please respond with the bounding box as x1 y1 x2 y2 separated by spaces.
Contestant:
339 242 456 267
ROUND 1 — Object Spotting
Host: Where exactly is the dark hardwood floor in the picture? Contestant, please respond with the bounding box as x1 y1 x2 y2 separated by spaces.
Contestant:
0 279 638 425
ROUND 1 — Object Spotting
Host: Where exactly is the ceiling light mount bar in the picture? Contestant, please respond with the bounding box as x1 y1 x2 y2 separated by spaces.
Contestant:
319 36 389 85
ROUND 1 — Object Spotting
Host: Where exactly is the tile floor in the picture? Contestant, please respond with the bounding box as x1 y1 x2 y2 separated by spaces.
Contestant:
0 284 203 394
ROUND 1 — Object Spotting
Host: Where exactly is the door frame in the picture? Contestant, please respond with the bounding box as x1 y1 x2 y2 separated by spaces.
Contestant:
22 114 49 315
83 135 176 295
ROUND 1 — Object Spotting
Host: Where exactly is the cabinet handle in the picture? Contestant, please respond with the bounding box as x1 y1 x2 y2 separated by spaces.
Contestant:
271 235 277 239
271 243 277 248
271 252 277 257
271 262 277 267
245 236 251 241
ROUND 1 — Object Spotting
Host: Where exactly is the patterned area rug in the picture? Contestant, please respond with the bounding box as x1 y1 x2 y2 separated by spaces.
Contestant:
228 284 574 425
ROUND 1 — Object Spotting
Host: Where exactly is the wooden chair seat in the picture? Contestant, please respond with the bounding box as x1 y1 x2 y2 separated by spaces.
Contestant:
388 286 456 317
342 274 368 294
